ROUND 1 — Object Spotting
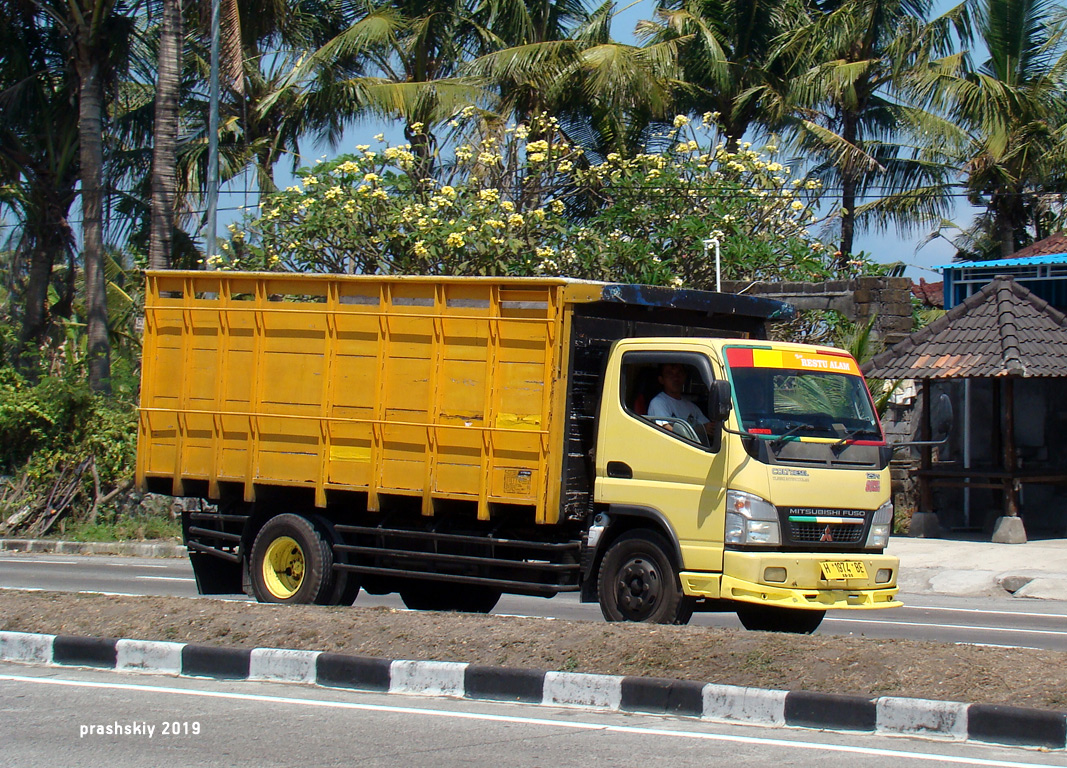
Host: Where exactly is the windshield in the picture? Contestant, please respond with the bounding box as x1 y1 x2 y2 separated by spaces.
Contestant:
724 347 882 441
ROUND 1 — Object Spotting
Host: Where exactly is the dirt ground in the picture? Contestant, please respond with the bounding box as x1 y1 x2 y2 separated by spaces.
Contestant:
3 590 1066 712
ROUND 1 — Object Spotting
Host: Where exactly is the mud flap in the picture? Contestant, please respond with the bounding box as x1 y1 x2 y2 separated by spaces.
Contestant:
188 551 243 595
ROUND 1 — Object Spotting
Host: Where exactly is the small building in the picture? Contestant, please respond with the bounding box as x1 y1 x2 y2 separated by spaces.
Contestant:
863 276 1067 540
941 234 1067 311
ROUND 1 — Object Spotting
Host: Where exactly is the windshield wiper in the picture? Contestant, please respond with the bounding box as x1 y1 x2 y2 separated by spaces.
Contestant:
832 427 878 451
770 423 807 450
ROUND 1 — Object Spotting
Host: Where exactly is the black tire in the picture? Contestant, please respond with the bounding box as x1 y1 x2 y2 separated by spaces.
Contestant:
311 516 361 606
598 530 693 624
450 586 501 614
399 580 501 613
249 514 332 604
736 605 825 634
399 581 450 611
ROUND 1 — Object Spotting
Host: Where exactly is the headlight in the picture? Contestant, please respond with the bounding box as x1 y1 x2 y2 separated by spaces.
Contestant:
865 500 893 549
725 490 781 546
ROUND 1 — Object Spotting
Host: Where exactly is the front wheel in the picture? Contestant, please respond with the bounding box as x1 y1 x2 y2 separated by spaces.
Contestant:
736 605 825 634
249 514 332 604
598 530 693 624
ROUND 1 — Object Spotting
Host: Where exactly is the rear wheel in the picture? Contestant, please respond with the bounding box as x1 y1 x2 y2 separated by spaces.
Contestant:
598 530 693 625
249 514 332 604
311 516 361 606
399 580 501 613
736 605 825 634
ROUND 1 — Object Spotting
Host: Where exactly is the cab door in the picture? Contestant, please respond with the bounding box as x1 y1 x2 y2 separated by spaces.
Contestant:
594 346 729 573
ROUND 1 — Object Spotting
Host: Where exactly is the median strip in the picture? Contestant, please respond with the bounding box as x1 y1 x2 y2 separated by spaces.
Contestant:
2 629 1064 750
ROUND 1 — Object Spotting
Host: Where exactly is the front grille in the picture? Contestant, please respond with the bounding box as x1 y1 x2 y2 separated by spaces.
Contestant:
789 521 864 543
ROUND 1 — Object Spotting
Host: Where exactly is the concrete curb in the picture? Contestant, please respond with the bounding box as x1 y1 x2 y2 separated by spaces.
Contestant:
2 630 1064 750
0 539 186 558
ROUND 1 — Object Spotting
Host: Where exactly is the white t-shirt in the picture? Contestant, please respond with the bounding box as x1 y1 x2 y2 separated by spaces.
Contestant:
647 392 709 431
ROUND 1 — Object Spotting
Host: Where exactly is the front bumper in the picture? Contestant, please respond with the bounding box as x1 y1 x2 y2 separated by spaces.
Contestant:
681 550 902 610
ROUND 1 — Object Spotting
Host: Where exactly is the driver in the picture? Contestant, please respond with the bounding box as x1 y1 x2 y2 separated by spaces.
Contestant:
647 363 715 437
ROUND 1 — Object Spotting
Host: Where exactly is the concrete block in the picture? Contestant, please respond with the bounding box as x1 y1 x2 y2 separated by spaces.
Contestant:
877 696 968 739
997 573 1034 593
117 639 185 675
969 703 1067 748
908 512 942 538
702 683 786 726
0 631 54 664
465 665 545 703
542 671 622 710
928 570 1000 596
992 516 1027 544
1013 577 1067 600
316 653 391 691
52 635 117 668
390 659 466 697
785 691 876 731
181 644 250 680
249 648 321 683
620 677 704 716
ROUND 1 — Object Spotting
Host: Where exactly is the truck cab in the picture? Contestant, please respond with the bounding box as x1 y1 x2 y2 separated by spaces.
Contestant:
589 338 899 631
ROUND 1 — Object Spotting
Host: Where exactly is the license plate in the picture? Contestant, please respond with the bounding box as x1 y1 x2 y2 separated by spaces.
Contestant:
820 560 868 580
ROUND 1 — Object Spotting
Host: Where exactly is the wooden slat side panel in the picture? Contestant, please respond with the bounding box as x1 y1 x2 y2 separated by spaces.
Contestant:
137 273 567 521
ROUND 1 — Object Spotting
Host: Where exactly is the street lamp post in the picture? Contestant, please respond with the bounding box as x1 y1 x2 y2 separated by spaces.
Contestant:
704 238 721 292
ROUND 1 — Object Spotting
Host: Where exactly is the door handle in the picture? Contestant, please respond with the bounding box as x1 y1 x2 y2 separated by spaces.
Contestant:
606 461 633 479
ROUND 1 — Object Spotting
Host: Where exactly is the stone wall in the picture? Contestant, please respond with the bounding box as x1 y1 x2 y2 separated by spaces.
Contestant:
721 276 914 345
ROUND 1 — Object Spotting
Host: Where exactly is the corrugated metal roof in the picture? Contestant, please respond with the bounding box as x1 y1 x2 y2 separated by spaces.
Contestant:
936 253 1067 270
862 277 1067 380
936 233 1067 269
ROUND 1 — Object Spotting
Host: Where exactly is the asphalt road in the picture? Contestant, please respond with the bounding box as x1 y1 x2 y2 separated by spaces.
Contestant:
4 552 1067 651
2 662 1062 768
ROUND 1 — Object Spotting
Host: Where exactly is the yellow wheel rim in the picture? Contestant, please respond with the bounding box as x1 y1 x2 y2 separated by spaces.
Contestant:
262 536 305 599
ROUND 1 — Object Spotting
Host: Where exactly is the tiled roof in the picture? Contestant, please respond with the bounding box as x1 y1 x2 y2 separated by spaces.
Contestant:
911 279 943 308
862 277 1067 379
1010 233 1067 260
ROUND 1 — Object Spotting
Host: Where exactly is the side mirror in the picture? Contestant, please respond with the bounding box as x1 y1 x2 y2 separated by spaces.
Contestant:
710 380 733 421
932 392 953 440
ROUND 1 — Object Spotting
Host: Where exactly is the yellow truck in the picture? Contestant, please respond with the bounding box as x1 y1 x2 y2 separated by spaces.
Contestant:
136 271 900 632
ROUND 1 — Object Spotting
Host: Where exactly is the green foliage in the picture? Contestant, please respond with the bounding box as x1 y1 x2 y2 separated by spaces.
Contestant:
0 366 137 489
0 298 141 533
224 113 845 286
834 314 901 416
62 513 181 543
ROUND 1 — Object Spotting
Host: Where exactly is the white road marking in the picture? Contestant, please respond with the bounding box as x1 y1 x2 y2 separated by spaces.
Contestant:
0 560 81 565
0 674 1056 767
0 557 170 568
105 563 171 569
902 604 1067 620
824 617 1067 637
133 576 196 582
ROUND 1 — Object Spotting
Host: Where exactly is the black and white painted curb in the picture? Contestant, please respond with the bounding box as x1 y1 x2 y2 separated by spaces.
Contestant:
0 539 186 558
2 631 1064 750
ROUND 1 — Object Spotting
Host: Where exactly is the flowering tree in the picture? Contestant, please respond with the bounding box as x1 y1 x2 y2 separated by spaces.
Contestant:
223 112 859 288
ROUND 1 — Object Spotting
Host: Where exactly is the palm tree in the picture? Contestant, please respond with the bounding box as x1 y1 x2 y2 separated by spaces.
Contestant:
917 0 1067 258
280 0 491 179
469 0 591 123
149 0 183 270
0 0 80 363
63 0 138 392
771 0 966 264
467 1 682 159
639 0 791 149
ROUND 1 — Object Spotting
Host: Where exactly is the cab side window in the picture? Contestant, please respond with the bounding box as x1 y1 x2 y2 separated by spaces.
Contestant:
620 357 719 451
